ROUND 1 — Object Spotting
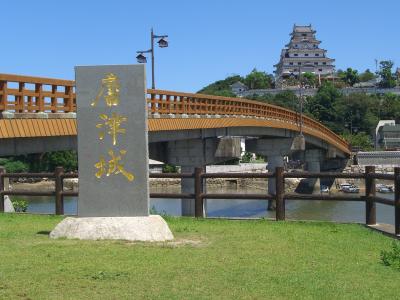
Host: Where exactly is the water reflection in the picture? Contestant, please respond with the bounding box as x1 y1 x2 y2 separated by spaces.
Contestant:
11 186 396 225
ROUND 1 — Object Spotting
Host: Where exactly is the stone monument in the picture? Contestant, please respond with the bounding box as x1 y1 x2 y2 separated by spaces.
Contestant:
50 65 173 241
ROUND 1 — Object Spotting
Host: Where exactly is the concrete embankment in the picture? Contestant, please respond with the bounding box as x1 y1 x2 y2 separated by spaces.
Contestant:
10 164 392 193
9 177 301 193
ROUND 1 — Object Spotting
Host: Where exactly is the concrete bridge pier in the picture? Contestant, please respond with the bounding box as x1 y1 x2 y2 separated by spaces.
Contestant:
295 149 324 194
246 138 294 210
166 137 241 216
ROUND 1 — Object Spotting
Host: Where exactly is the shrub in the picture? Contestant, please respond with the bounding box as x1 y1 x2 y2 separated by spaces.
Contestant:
162 164 178 173
240 151 253 163
11 198 28 212
381 241 400 270
43 151 78 172
3 160 29 173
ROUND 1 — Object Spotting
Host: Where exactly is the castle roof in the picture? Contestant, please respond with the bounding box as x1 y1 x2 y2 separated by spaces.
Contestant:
291 24 316 34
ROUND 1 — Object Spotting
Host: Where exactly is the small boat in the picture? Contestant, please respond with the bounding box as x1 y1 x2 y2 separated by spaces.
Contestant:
338 183 354 191
377 184 393 193
341 184 360 193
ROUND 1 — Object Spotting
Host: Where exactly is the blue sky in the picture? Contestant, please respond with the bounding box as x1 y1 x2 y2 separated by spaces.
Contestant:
1 0 399 92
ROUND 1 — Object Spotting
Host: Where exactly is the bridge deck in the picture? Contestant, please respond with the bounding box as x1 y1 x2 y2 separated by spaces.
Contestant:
0 73 350 155
0 117 349 154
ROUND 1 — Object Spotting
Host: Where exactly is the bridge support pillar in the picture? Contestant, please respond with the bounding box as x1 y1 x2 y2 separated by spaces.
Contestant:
246 138 294 210
167 138 240 216
296 149 324 194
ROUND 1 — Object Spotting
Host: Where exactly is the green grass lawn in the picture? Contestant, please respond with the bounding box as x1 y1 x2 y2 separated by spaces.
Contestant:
0 214 399 299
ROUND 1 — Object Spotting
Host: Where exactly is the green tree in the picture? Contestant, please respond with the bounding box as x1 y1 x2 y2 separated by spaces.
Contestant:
301 72 317 88
359 69 376 82
378 60 397 88
0 159 29 173
248 91 298 111
305 82 342 132
335 93 377 134
197 75 242 97
244 68 274 89
340 68 360 86
42 151 78 172
377 93 400 122
341 132 373 151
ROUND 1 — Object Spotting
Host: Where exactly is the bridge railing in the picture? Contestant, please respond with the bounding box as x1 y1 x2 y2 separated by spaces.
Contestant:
147 89 348 151
0 73 348 151
0 74 75 113
1 165 399 237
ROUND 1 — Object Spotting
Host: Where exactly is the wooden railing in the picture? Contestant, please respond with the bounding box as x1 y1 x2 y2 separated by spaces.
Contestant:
0 74 75 113
0 73 348 152
1 166 399 236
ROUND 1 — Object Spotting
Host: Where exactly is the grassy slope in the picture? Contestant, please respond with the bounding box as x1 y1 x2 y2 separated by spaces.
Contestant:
0 214 399 299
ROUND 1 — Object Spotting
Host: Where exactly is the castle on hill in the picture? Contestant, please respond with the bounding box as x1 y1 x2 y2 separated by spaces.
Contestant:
274 24 335 87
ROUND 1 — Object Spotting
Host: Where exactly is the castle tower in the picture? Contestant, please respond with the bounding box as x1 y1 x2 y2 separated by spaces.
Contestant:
274 24 335 86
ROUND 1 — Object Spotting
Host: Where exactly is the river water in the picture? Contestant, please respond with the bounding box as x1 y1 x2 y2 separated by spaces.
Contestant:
10 185 396 225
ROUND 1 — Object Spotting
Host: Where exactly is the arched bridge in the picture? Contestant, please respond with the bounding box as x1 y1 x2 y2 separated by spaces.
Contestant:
0 73 350 214
0 73 349 155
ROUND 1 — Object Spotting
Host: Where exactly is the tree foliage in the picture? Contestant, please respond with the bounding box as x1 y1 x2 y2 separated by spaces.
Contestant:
339 68 360 86
378 60 397 88
359 69 376 82
341 132 373 151
42 151 78 172
0 150 78 173
247 90 298 111
0 158 29 173
243 68 274 89
197 75 242 97
301 72 317 88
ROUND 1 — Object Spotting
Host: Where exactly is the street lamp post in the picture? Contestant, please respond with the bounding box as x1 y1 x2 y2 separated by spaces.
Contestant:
136 28 168 89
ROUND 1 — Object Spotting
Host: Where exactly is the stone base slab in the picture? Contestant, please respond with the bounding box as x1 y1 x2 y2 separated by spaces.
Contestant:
49 215 174 242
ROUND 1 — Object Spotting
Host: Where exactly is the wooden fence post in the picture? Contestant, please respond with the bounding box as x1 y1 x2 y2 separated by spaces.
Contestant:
194 167 204 218
0 167 5 212
55 167 64 215
395 167 400 235
275 166 285 221
365 166 376 225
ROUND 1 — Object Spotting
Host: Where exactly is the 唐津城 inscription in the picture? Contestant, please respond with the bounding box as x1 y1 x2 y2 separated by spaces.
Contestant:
76 65 149 217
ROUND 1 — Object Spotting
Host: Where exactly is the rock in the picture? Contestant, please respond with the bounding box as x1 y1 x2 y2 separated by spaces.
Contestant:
49 215 174 242
4 196 15 212
64 178 79 190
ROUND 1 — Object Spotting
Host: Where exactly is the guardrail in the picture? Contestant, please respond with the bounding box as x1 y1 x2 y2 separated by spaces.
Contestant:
0 165 399 236
0 73 349 152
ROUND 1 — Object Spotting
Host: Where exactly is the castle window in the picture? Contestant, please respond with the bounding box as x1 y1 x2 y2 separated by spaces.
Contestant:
323 62 327 65
305 53 309 56
315 53 319 56
294 53 298 56
302 33 307 37
318 69 322 71
314 62 318 65
298 62 301 65
289 62 293 65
